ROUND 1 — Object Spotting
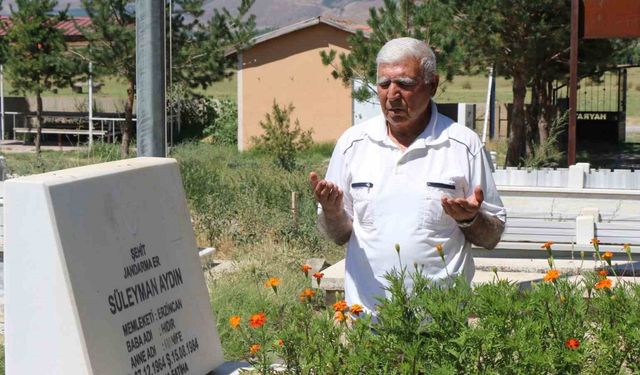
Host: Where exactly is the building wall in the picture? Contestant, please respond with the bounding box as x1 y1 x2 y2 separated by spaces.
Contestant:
239 23 353 150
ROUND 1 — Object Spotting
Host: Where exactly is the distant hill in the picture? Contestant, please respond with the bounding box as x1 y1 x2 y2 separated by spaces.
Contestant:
1 0 382 30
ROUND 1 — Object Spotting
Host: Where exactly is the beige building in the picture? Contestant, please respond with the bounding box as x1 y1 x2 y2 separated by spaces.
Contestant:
236 17 369 150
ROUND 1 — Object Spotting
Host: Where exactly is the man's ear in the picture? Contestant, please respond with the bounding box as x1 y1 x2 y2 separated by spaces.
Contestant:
430 74 440 96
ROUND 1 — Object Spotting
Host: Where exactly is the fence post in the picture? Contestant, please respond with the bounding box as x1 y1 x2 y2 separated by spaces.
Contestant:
291 191 298 228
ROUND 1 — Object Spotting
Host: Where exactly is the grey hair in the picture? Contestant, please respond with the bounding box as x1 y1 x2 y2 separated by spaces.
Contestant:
376 37 437 83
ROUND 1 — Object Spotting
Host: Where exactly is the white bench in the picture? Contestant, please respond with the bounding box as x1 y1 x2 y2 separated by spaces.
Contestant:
13 127 108 136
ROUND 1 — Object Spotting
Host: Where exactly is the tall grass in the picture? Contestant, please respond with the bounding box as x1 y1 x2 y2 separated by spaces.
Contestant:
171 143 340 260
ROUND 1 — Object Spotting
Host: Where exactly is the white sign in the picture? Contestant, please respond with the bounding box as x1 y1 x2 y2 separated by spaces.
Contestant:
5 157 224 375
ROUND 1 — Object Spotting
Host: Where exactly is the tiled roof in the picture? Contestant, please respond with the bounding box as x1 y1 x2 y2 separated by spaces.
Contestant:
0 16 91 37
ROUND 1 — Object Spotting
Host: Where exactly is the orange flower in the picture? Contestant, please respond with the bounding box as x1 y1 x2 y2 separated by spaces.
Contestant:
264 277 281 293
264 277 281 288
250 344 261 354
602 252 613 260
595 278 612 289
598 269 608 277
313 272 324 287
249 312 267 328
565 338 580 350
301 264 312 277
590 238 600 245
229 315 241 329
541 241 554 250
350 304 364 316
334 311 346 322
333 300 348 312
299 288 315 301
277 339 284 347
543 269 560 282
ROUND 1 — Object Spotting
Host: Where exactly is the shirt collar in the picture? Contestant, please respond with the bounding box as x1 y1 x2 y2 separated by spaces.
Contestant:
365 101 449 147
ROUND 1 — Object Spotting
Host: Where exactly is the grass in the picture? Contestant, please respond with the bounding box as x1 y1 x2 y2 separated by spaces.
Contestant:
3 74 237 100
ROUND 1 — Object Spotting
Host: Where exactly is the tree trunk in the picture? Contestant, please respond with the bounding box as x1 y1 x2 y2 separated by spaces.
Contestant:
537 81 554 143
527 83 540 155
121 79 134 157
505 70 527 166
35 92 43 155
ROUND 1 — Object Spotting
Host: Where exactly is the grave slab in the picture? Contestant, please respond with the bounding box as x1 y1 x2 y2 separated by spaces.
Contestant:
5 157 224 375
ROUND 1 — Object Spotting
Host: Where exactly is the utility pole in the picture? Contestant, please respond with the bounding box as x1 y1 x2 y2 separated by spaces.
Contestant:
136 0 166 157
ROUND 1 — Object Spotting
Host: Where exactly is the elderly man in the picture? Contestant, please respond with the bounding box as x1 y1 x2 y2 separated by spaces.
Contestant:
309 37 506 314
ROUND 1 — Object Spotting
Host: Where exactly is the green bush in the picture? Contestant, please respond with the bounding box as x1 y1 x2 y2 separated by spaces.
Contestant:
169 84 237 144
203 99 238 146
218 243 640 374
251 101 313 171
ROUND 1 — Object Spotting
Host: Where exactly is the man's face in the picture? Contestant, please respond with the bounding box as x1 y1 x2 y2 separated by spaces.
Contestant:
377 58 438 131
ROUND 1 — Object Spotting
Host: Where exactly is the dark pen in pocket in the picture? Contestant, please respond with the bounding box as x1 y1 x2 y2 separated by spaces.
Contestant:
427 181 456 190
351 182 373 188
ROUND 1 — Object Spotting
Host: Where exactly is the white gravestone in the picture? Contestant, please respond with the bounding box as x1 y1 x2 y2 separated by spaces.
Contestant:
5 157 224 375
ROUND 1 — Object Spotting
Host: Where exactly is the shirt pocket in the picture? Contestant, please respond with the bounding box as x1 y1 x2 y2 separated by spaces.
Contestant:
422 180 464 227
350 182 374 227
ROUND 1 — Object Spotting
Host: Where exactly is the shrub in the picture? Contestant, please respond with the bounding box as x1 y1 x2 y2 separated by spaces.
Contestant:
219 241 640 374
169 84 237 144
252 101 313 171
202 99 238 146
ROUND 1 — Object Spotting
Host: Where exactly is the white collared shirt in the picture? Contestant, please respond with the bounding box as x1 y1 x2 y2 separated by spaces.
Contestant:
321 102 506 314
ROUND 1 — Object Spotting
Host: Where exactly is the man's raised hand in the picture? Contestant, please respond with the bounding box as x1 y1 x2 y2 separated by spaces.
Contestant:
309 171 343 216
441 185 484 222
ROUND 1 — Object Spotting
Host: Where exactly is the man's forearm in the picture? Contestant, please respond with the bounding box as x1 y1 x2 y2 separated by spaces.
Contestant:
318 209 353 245
460 211 505 249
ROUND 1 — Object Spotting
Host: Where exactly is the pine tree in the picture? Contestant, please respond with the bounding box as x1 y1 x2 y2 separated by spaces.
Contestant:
169 0 255 91
6 0 80 154
80 0 136 157
447 0 626 165
80 0 256 157
321 0 462 102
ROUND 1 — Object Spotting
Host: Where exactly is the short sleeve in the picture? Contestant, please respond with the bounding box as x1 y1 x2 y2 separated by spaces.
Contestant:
470 147 506 223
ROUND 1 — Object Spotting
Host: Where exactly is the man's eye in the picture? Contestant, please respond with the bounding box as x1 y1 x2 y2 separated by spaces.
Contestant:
378 82 390 88
398 80 416 88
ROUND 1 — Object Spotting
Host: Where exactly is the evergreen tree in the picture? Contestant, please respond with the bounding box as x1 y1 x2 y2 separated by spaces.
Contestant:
80 0 135 157
169 0 255 91
325 0 629 166
6 0 80 154
80 0 255 157
447 0 622 165
321 0 463 102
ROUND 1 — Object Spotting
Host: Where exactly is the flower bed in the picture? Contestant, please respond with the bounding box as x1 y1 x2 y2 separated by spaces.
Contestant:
223 241 640 374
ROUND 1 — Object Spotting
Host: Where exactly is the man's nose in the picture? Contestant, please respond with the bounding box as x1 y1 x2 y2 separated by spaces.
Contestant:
387 82 401 99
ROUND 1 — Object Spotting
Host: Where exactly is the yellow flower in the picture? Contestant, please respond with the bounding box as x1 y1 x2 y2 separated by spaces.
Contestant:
543 269 560 282
602 252 613 260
